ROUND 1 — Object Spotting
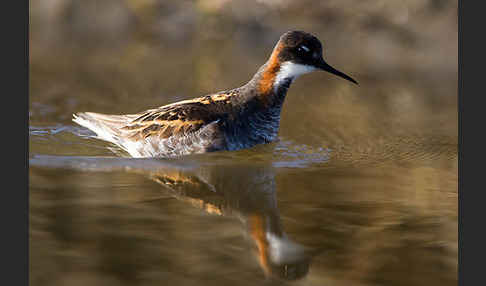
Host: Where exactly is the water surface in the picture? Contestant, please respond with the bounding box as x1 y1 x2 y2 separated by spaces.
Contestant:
30 1 457 285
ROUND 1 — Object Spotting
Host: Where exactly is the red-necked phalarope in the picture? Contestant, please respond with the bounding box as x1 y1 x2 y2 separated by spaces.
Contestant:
73 30 357 157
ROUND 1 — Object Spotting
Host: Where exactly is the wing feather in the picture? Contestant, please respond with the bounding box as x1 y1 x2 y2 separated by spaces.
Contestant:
73 91 236 157
122 92 234 140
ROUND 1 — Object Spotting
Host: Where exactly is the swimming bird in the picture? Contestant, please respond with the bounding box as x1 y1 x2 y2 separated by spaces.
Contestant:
73 30 357 158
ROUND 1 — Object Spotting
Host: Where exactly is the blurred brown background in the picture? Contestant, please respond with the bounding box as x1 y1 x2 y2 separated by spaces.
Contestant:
30 0 457 123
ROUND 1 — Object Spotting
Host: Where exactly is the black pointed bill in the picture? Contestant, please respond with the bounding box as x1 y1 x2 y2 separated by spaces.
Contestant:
316 59 358 85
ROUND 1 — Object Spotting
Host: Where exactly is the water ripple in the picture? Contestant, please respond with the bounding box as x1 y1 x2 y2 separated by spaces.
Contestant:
29 124 457 172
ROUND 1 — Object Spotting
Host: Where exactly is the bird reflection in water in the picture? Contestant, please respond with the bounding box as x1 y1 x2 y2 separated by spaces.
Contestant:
143 162 313 280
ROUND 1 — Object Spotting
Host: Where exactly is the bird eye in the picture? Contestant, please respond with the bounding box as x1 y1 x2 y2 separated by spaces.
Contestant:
298 45 310 53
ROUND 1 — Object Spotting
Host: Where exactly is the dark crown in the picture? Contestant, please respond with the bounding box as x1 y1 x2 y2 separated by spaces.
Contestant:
276 31 324 66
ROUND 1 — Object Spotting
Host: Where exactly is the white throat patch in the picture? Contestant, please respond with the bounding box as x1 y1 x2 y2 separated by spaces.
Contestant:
274 62 316 92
